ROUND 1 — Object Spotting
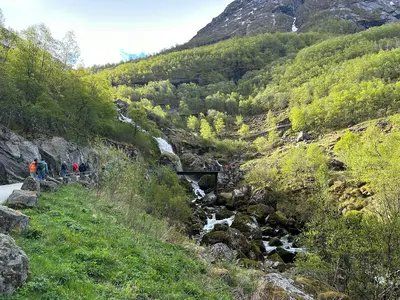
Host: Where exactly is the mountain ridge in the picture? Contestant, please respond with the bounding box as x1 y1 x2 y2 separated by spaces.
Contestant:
188 0 400 47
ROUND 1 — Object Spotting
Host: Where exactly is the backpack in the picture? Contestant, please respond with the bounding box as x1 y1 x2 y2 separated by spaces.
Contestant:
37 162 43 171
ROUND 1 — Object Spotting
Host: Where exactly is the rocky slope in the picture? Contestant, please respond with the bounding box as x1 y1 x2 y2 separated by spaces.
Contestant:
189 0 400 46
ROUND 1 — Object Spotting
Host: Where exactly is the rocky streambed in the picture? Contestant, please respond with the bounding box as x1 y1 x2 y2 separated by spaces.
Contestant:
154 137 305 270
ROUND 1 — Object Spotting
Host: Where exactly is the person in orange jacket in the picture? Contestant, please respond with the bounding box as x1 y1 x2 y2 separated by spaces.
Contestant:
29 159 38 179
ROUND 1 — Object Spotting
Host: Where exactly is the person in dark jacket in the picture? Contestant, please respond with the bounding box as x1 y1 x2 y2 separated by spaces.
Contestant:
61 161 68 177
79 163 87 174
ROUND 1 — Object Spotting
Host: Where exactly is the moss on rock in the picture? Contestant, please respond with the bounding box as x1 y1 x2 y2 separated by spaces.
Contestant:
267 211 288 226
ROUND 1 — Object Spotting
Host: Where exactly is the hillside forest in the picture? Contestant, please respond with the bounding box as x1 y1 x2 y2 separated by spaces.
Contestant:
0 6 400 299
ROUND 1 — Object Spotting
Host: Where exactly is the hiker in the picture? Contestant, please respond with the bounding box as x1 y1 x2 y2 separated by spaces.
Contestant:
36 160 45 180
29 159 38 179
72 163 79 175
79 162 87 174
61 161 68 177
41 159 49 180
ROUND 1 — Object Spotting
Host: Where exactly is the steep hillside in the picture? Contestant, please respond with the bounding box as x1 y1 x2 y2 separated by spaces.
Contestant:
188 0 400 47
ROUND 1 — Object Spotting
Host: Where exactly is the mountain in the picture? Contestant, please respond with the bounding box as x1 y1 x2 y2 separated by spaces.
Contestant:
188 0 400 47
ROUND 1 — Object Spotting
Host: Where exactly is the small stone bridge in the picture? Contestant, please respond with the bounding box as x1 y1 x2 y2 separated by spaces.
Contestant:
176 171 219 194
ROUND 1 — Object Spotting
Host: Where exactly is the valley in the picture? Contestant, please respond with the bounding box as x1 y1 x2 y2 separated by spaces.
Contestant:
0 0 400 299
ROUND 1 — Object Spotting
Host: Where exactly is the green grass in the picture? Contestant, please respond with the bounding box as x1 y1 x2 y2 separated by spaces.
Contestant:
7 185 232 300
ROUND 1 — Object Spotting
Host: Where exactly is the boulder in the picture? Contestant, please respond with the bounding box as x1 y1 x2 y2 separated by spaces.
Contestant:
217 192 232 205
207 243 234 263
6 190 38 209
198 175 216 191
201 192 217 206
21 177 40 195
266 211 288 226
247 204 275 223
0 234 29 295
215 208 235 219
268 237 283 247
328 159 346 171
231 215 263 240
0 162 8 185
39 181 58 192
276 247 296 263
0 126 40 181
0 206 29 234
255 273 314 300
250 190 277 208
232 186 251 209
297 131 312 142
202 227 251 257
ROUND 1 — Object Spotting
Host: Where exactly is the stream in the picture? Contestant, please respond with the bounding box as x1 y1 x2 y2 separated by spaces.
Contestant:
119 111 305 258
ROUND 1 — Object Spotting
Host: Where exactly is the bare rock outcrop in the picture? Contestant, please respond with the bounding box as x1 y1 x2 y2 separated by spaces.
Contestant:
0 234 29 295
0 206 29 234
5 190 38 209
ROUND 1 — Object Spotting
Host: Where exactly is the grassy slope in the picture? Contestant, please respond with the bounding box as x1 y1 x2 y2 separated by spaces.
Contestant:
7 185 231 300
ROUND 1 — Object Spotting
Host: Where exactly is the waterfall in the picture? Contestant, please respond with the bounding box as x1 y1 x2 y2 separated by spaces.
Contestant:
292 17 298 32
203 214 236 233
154 137 175 154
118 114 147 133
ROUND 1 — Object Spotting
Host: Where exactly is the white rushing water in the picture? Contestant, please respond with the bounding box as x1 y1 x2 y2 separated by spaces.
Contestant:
0 183 23 204
263 235 306 255
118 114 147 133
154 137 175 154
191 181 206 199
203 214 236 233
292 17 298 32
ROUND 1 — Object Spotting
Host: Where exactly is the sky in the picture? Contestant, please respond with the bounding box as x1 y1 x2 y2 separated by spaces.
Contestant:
0 0 232 66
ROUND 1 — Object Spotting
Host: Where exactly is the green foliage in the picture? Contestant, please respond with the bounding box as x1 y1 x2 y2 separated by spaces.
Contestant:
0 23 116 140
238 124 250 137
11 186 232 299
299 210 400 299
187 115 199 132
97 148 191 226
200 119 215 140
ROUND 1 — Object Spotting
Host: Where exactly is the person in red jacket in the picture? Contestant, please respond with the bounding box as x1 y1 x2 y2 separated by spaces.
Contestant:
72 163 79 175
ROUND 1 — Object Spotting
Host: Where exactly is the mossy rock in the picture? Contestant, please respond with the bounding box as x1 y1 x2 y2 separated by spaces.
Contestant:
202 231 230 245
250 241 263 260
262 226 275 236
267 253 284 263
294 277 332 296
247 204 274 223
215 208 234 219
241 258 261 269
218 193 232 205
266 211 288 226
214 224 229 231
268 237 283 246
318 291 350 300
198 175 216 191
231 215 262 240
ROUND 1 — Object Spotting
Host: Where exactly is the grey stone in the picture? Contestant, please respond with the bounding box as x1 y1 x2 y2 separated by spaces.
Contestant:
297 131 312 142
0 162 8 185
201 192 217 206
0 234 29 295
39 181 58 192
0 206 29 234
21 177 40 195
6 190 38 208
207 243 234 263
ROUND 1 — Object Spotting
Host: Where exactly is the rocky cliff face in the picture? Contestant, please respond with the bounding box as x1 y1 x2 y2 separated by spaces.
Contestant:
0 126 98 183
189 0 400 46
